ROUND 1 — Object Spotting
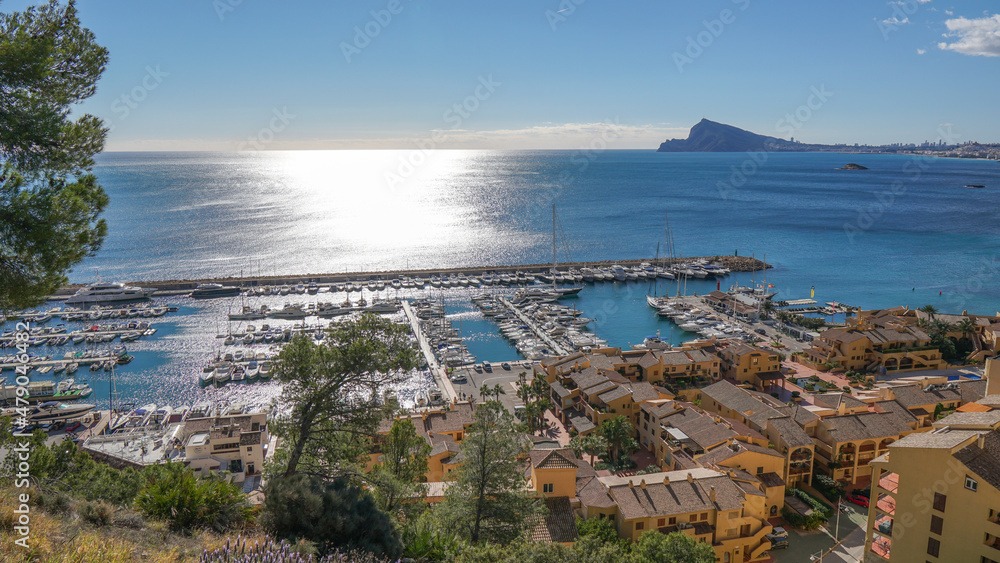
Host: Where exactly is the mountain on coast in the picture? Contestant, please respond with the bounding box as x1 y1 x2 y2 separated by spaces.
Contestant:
657 119 797 152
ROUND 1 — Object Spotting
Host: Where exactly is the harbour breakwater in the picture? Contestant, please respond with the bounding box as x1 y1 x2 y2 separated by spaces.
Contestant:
54 255 770 296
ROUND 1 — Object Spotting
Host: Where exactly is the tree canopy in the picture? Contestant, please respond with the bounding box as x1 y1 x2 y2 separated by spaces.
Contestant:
437 401 544 544
1 0 110 310
269 313 418 479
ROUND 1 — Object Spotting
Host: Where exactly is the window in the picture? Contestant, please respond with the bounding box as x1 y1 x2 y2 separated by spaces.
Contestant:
636 522 644 531
701 512 709 521
757 466 764 474
927 537 940 557
599 513 605 520
668 517 676 525
543 483 554 494
967 476 979 492
933 493 947 512
930 515 943 535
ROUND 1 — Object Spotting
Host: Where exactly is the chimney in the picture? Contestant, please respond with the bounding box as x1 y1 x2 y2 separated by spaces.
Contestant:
980 433 987 450
710 486 716 502
687 472 693 484
663 475 670 486
640 479 646 490
629 480 635 490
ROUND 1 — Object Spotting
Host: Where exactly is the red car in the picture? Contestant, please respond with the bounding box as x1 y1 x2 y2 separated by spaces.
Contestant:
64 421 82 433
846 494 869 508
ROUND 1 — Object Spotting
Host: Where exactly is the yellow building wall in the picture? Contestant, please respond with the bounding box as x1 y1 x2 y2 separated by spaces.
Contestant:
531 466 577 498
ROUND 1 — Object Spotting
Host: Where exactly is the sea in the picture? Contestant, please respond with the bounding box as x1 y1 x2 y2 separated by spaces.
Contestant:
12 150 1000 411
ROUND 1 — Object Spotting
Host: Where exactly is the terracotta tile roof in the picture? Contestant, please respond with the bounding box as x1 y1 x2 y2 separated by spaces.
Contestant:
638 352 660 369
627 382 660 403
598 386 632 404
954 431 1000 493
891 385 963 408
577 476 616 508
758 472 785 488
529 497 578 543
820 410 914 443
530 448 579 470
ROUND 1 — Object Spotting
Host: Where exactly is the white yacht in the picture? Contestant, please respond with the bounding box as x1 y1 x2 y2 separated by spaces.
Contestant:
65 282 155 305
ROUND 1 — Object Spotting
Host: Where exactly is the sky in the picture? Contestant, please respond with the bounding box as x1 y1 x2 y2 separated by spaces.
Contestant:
4 0 1000 150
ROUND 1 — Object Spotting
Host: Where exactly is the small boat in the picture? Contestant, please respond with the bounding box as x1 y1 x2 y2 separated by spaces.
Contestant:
230 366 246 383
65 362 79 374
258 361 272 380
245 361 259 381
213 366 232 385
199 370 215 386
966 184 986 188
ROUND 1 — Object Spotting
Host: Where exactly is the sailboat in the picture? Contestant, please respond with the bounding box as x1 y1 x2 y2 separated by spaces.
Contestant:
549 205 582 297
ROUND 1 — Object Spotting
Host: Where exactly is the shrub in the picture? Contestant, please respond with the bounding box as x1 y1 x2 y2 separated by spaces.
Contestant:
260 474 402 559
812 475 845 502
134 463 252 533
78 500 114 527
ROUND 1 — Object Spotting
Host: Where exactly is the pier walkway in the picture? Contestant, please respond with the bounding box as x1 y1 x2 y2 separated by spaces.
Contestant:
497 296 569 356
400 300 457 403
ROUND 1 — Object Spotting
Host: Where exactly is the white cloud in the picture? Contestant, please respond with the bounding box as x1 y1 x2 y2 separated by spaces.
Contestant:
938 14 1000 56
917 48 927 54
105 122 690 151
883 16 910 25
945 10 953 15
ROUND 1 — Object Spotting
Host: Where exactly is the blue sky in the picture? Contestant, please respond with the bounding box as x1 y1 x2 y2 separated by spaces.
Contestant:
5 0 999 149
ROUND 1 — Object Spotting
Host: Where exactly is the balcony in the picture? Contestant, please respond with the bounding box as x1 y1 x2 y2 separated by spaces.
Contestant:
986 533 1000 551
875 493 896 516
878 472 899 495
870 535 892 559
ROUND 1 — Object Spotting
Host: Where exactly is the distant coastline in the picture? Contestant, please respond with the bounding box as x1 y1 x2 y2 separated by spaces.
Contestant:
657 119 1000 160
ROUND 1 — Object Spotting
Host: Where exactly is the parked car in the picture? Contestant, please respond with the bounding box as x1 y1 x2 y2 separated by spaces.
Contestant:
450 374 468 384
769 527 788 539
483 362 492 373
514 405 526 420
765 535 789 549
852 488 871 498
64 421 82 433
755 328 767 335
501 362 511 370
473 364 483 373
846 493 870 508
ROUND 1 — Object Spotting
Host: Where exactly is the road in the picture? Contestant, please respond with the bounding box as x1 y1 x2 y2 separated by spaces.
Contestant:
774 503 868 563
447 360 534 416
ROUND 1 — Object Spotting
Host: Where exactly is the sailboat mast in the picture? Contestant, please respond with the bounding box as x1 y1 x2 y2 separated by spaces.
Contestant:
552 204 557 289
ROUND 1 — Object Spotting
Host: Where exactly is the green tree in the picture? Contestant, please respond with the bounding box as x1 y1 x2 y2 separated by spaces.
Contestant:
133 463 252 533
598 415 639 466
629 530 716 563
271 313 417 479
570 432 609 466
261 473 403 558
516 371 552 434
438 401 544 544
1 0 111 310
370 417 431 514
919 305 938 319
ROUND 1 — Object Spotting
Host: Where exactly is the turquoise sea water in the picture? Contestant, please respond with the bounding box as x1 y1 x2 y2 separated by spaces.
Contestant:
15 150 1000 408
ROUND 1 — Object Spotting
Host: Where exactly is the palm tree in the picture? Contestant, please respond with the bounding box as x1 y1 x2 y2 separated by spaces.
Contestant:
570 433 609 465
919 305 938 320
957 317 978 340
598 416 638 465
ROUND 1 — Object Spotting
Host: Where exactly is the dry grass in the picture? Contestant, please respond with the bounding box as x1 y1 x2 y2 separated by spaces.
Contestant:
0 487 266 562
